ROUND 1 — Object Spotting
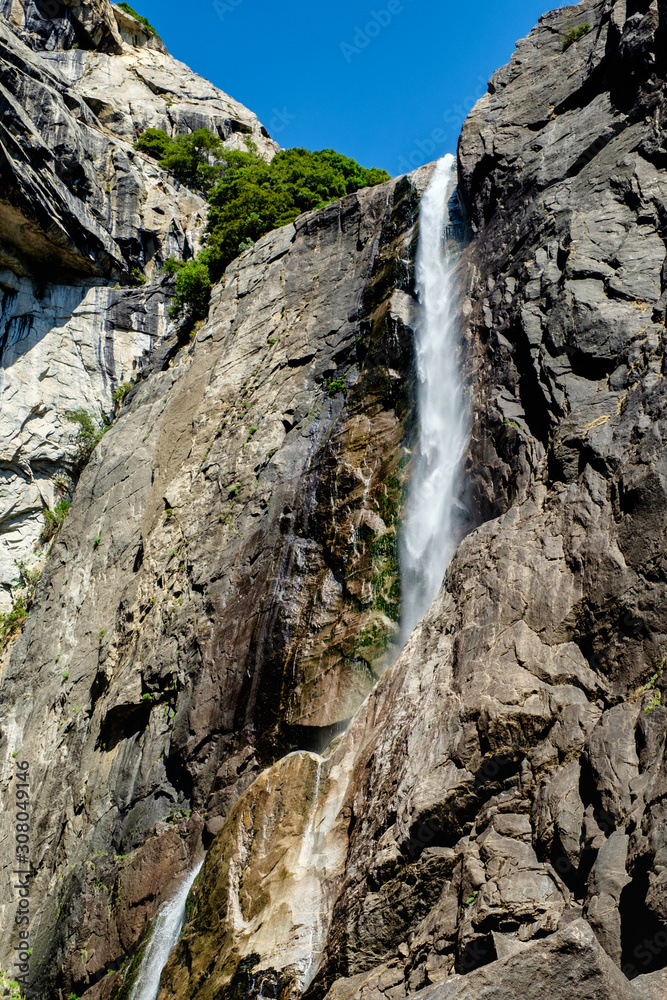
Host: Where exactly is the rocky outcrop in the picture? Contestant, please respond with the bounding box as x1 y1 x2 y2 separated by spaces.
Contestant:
156 1 667 998
0 0 275 604
0 163 426 998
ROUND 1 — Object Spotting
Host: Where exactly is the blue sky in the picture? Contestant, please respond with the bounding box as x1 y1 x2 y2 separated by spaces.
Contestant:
138 0 556 175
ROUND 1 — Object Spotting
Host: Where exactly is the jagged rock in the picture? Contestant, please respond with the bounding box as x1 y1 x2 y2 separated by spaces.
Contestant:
0 165 428 997
0 0 276 600
408 921 643 1000
584 830 631 965
634 968 667 999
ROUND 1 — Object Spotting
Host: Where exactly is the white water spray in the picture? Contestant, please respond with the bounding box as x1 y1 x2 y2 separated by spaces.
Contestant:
400 154 469 641
129 859 204 1000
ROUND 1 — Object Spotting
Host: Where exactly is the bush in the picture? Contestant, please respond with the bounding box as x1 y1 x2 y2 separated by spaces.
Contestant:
562 23 591 50
112 381 134 405
67 409 108 471
204 147 391 282
42 500 72 543
168 258 212 321
133 127 171 160
134 128 223 192
117 2 159 37
153 140 390 318
0 562 41 656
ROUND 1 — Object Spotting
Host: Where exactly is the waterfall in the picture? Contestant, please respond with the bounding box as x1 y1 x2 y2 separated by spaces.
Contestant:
295 755 326 989
128 859 204 1000
399 154 469 641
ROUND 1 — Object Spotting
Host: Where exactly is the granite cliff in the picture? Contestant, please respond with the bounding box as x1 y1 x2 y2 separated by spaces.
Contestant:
1 1 667 1000
0 0 275 607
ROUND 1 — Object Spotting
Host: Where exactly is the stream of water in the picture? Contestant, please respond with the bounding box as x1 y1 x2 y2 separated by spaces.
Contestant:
128 859 203 1000
123 154 468 1000
399 153 469 642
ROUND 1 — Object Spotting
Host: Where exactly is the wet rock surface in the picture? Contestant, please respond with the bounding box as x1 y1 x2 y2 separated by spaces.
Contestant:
165 1 667 998
0 162 427 997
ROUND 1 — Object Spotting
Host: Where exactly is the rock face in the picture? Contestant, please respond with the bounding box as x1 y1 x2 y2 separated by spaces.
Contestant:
0 0 275 604
161 0 667 997
0 158 426 997
2 0 667 999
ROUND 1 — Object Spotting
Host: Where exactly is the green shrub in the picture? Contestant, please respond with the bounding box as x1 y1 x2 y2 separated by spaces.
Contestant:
134 128 223 192
67 409 108 471
133 127 171 160
0 596 28 654
168 258 212 320
128 267 146 286
153 141 390 319
562 23 591 50
327 378 347 397
112 381 133 405
203 147 391 283
117 2 159 36
42 499 72 543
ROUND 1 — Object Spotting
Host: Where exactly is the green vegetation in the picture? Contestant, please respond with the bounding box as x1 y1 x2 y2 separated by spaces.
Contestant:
0 971 22 1000
645 691 662 713
93 536 102 549
0 562 41 656
134 128 224 192
164 257 211 320
67 409 108 471
134 129 390 320
128 267 146 287
639 669 664 713
562 23 591 50
0 596 29 653
112 381 134 405
327 378 347 397
117 2 159 36
202 147 389 289
42 499 72 543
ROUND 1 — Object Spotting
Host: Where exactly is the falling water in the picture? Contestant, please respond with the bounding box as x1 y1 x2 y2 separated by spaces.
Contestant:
129 859 204 1000
399 154 469 641
296 756 326 988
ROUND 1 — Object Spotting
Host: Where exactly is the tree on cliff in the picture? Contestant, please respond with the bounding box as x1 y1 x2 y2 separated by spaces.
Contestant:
135 128 390 320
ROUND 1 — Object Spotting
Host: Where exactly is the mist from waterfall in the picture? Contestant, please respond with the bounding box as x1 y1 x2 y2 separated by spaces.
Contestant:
399 154 469 642
128 859 203 1000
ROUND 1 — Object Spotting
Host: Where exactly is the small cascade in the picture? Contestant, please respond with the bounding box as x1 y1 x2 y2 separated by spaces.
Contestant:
399 153 469 641
295 755 326 989
128 859 204 1000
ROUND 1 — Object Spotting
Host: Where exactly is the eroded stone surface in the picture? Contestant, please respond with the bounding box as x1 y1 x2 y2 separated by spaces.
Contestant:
0 0 275 599
0 167 429 998
162 2 667 998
